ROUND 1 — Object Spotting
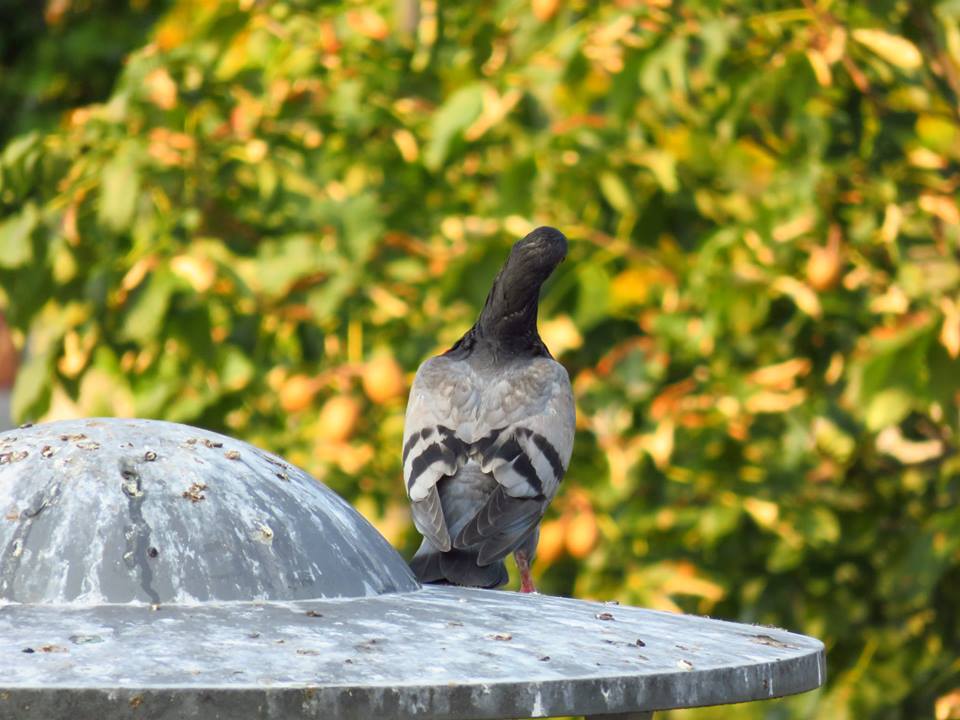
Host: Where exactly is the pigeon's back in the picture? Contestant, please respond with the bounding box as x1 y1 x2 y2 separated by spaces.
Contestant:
402 226 575 590
403 351 574 587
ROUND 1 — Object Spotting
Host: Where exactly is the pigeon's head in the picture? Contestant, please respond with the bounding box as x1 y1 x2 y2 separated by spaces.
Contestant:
470 225 568 353
507 226 568 282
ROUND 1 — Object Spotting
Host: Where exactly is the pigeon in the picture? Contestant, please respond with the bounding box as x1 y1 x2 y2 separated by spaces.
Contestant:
403 226 575 592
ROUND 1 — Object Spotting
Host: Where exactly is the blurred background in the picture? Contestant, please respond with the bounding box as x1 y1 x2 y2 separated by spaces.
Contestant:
1 0 959 717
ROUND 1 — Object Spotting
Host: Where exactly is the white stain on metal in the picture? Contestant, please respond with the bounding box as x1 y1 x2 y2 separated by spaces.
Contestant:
531 688 544 716
0 418 418 605
0 418 827 719
0 586 826 716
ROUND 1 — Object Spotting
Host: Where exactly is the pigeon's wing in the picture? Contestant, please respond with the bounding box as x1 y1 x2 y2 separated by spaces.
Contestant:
455 358 575 564
453 485 547 564
402 356 477 552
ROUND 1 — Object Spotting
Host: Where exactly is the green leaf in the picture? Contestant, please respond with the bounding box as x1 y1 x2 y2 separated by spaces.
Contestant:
814 417 856 463
865 387 913 431
343 194 383 263
0 202 37 268
98 147 140 231
120 271 174 343
252 235 343 297
0 132 41 193
599 172 635 214
11 352 50 422
802 507 841 547
220 346 254 391
307 272 357 322
134 378 177 418
637 150 678 194
767 535 803 572
423 84 484 170
1 132 40 168
575 262 611 330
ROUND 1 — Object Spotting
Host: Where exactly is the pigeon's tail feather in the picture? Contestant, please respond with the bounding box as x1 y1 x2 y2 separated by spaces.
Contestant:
410 539 507 588
409 541 445 583
440 548 509 588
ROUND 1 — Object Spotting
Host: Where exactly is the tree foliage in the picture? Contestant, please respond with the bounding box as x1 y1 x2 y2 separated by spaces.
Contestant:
2 1 960 717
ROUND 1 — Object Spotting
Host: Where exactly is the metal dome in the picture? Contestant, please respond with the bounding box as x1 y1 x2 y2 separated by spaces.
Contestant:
0 418 826 720
0 418 418 604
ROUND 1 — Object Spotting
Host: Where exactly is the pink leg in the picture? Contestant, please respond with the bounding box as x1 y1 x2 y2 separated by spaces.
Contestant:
515 550 536 593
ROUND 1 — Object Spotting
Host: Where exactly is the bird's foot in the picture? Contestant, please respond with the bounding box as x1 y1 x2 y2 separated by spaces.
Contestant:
515 550 537 594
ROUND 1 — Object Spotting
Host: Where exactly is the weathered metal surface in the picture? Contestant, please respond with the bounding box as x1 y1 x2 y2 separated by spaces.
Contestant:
0 390 11 432
0 418 418 602
0 417 826 719
0 586 825 719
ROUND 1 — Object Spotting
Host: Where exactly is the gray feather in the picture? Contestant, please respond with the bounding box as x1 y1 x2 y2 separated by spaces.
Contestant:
410 485 450 551
402 230 576 589
454 484 546 565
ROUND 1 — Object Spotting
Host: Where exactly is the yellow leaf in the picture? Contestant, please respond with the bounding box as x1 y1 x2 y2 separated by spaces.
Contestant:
813 417 855 462
876 426 944 464
170 255 216 293
919 193 960 225
44 0 70 25
504 215 532 237
806 48 832 86
62 202 80 246
633 149 678 193
917 114 959 153
772 211 816 242
537 519 567 565
743 497 779 529
772 276 822 318
806 225 843 291
936 688 960 720
655 508 676 531
145 67 178 110
748 358 811 390
42 384 83 422
660 561 725 602
940 298 960 359
823 26 847 63
539 315 583 356
852 28 922 69
908 147 947 169
744 388 806 414
347 9 389 40
245 139 268 163
865 388 912 431
368 286 409 318
642 419 675 468
120 256 158 293
392 129 419 162
566 510 599 559
57 333 84 378
279 374 319 414
463 88 523 142
532 0 560 22
610 268 655 307
79 368 135 418
604 441 640 490
869 285 909 315
361 354 406 404
317 395 361 443
880 203 903 244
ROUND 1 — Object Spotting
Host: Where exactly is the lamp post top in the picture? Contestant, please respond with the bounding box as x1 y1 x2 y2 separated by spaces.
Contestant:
0 419 825 719
0 417 417 605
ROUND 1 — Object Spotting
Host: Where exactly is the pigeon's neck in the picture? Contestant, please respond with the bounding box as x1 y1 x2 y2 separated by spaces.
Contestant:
446 263 550 361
